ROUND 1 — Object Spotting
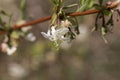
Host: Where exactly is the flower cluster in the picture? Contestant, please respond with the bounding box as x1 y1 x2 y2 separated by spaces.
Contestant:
1 43 17 55
41 19 79 46
41 26 69 42
1 36 17 55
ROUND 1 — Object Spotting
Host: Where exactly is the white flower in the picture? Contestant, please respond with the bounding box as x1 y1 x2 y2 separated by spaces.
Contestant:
26 33 36 42
41 26 69 42
1 42 17 55
7 46 17 55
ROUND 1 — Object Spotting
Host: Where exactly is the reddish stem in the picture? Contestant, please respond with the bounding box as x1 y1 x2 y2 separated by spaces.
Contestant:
0 1 120 34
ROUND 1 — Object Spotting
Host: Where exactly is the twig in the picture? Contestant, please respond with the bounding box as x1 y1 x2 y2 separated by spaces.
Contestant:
0 1 120 35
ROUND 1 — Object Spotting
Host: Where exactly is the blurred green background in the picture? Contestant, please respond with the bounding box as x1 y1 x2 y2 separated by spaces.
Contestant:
0 0 120 80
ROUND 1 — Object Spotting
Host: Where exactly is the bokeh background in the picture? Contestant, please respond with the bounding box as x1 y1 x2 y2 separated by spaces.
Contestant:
0 0 120 80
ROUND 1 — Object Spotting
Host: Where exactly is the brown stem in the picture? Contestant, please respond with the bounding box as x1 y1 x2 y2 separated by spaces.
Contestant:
0 1 120 35
13 16 51 29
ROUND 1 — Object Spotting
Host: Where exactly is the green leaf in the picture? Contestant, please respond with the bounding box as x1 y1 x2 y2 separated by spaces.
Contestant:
20 0 26 19
63 4 78 9
94 4 102 10
20 0 26 12
103 10 111 16
51 13 57 25
78 0 94 11
101 27 106 36
51 0 59 5
101 27 108 44
87 0 94 8
80 0 85 5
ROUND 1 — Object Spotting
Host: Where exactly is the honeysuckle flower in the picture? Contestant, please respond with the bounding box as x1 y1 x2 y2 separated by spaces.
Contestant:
1 42 17 55
7 46 17 55
41 26 69 42
26 33 36 42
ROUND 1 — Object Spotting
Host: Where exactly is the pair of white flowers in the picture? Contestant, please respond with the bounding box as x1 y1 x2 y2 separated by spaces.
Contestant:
41 26 69 43
1 43 17 55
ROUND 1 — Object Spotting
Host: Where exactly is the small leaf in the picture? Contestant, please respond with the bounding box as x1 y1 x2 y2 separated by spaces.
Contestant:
51 13 57 25
94 4 102 10
63 4 78 9
101 27 106 36
20 0 26 12
103 10 111 16
78 0 94 11
80 0 85 5
101 27 108 44
51 0 59 5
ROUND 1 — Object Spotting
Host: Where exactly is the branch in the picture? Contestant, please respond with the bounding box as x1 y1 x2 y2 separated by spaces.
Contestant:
1 1 120 35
